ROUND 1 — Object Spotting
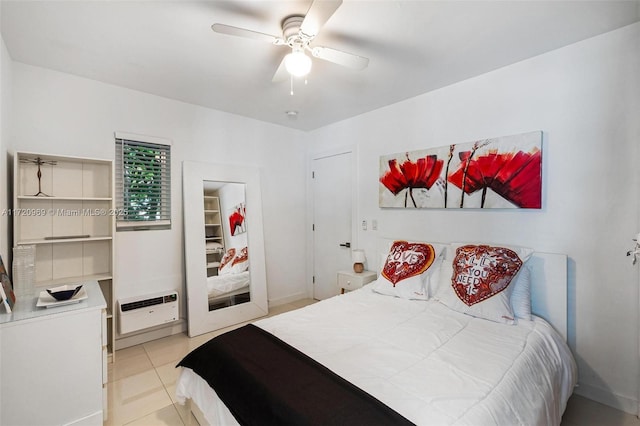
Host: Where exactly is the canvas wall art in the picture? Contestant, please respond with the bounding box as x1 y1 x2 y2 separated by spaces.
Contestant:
379 131 542 209
228 203 247 236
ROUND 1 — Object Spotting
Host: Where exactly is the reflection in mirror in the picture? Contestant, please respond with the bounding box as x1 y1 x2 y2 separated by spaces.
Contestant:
203 181 251 311
183 161 268 337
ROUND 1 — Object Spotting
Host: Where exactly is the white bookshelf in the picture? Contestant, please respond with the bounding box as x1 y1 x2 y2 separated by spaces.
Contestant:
204 194 224 277
13 151 116 361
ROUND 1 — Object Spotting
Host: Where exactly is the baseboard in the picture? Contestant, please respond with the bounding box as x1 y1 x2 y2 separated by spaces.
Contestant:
115 318 187 350
268 291 309 307
574 382 638 415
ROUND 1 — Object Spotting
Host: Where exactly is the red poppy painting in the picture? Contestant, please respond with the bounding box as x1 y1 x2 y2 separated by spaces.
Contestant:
379 154 444 207
228 203 246 236
379 131 542 209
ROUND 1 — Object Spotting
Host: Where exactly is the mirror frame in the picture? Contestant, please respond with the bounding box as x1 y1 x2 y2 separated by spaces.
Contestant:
183 161 268 337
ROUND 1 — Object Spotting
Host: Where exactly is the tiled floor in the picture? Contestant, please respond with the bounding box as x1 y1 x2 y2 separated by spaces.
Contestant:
562 396 640 426
104 299 316 425
105 298 640 426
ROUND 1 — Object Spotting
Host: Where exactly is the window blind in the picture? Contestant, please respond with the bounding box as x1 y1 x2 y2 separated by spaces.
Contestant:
115 134 171 230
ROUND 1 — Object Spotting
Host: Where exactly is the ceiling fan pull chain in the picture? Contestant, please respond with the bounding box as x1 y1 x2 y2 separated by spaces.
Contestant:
290 75 294 96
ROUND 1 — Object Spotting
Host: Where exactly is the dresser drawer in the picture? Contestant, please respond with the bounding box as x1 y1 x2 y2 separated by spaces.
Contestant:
337 270 377 293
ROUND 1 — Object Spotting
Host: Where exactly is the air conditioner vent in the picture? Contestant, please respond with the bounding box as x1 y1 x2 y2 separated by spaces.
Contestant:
118 291 179 334
121 297 164 312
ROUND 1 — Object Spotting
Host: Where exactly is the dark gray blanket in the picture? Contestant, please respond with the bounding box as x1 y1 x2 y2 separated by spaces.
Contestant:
177 324 415 426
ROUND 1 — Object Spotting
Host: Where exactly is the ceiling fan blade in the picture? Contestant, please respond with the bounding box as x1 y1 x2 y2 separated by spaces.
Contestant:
211 23 282 44
311 46 369 70
300 0 343 37
272 57 289 83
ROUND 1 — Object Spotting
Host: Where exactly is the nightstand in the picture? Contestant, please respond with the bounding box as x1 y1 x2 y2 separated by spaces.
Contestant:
337 270 377 294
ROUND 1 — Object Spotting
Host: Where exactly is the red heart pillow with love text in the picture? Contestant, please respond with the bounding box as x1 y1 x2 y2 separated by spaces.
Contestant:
371 241 446 300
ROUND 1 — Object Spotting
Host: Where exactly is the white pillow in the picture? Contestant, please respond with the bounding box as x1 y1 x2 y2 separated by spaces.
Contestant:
434 243 533 324
510 264 532 321
372 240 446 300
206 241 224 251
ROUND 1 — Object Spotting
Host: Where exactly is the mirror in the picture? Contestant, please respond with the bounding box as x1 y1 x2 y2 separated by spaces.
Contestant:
183 161 268 337
203 181 249 311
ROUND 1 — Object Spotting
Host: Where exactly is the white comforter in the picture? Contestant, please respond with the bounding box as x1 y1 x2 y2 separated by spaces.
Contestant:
177 287 576 425
206 271 250 298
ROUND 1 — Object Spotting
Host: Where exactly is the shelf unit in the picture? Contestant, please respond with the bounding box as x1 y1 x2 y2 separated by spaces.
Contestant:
203 193 225 277
13 151 116 361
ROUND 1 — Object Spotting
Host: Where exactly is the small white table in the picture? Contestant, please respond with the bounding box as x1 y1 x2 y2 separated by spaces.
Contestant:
337 270 377 294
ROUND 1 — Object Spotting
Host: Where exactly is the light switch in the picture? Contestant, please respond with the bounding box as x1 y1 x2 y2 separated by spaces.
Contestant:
362 220 367 231
372 220 378 231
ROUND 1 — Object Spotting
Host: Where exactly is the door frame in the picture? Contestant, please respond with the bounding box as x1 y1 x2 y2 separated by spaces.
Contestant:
307 146 359 299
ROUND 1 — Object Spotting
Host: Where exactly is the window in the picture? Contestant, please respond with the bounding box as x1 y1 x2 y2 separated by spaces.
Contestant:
115 132 171 230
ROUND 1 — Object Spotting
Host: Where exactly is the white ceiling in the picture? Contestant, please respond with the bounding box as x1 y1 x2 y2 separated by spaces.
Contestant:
2 1 638 131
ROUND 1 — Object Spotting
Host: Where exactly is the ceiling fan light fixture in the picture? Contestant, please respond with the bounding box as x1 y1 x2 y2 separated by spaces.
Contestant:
285 50 312 77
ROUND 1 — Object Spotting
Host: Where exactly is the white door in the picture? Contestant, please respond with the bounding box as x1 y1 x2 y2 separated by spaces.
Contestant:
313 152 353 300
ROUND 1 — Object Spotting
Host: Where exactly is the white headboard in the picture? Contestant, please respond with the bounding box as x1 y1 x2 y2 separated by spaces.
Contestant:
529 252 568 340
375 239 568 340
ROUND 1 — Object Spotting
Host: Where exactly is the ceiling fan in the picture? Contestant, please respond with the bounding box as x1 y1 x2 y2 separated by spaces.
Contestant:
211 0 369 82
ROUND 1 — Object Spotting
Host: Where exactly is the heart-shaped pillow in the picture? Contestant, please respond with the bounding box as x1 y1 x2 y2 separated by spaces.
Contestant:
382 241 437 285
224 246 249 275
451 245 523 306
372 241 445 300
434 243 533 324
218 248 237 274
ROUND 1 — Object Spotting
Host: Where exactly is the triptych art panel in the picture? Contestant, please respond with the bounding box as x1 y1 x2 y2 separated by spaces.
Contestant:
379 131 542 209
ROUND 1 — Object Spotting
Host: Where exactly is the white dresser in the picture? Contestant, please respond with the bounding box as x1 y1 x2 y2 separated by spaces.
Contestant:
0 281 107 425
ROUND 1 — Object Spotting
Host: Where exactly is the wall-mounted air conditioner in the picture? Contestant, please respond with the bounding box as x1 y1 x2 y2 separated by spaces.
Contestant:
118 291 178 334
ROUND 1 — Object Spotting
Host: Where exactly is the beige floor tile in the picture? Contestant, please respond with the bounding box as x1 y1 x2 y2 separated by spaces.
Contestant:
115 345 149 361
561 395 640 426
155 361 183 404
124 404 184 426
289 298 317 308
143 333 192 367
215 320 253 335
266 303 294 317
107 369 173 426
173 401 197 426
186 330 217 351
109 348 155 382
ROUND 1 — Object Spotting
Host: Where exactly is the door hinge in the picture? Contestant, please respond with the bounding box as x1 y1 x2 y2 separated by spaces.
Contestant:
312 276 315 283
312 224 315 231
312 171 315 178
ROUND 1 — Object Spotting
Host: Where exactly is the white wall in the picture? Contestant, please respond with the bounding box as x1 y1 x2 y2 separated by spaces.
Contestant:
308 23 640 413
8 62 309 331
0 31 11 264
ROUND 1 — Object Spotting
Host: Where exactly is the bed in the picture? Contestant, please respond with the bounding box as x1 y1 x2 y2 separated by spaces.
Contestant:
206 271 251 309
177 243 576 426
207 246 251 310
